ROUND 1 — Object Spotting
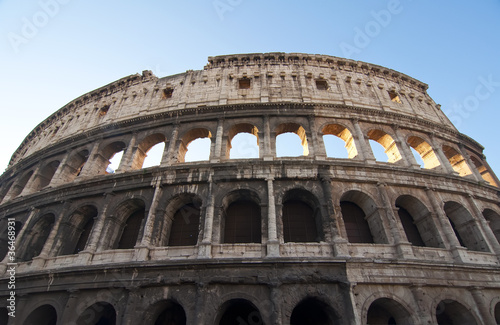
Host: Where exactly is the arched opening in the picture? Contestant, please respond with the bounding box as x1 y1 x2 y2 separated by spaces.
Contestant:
168 203 201 246
76 302 116 325
290 297 337 325
0 182 13 204
32 160 60 191
151 300 186 325
58 205 98 256
18 213 55 262
282 189 322 243
407 136 440 169
23 304 57 325
105 199 146 250
367 129 402 163
99 141 127 174
409 146 425 168
218 299 263 325
322 124 358 159
227 123 259 159
444 201 489 252
395 195 442 248
0 220 22 261
470 156 498 186
223 200 261 243
116 208 145 250
435 300 477 325
442 145 473 177
106 150 124 174
7 170 33 199
494 302 500 325
132 133 166 169
340 190 387 244
178 128 212 163
62 149 89 182
276 123 309 157
482 209 500 244
366 298 413 325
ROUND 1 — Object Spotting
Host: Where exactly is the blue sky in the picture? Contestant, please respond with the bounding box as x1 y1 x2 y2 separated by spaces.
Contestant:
0 0 499 176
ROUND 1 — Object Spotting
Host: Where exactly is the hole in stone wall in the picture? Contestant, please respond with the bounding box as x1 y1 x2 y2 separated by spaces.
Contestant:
316 79 328 90
99 105 110 117
388 90 402 103
238 78 251 89
162 88 174 99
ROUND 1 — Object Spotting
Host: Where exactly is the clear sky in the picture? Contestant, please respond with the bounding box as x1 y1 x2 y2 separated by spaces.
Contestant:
1 0 499 176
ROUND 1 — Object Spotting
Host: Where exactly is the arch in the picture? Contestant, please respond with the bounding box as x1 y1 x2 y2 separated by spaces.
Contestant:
18 213 55 262
132 133 167 169
340 190 388 244
470 156 498 186
395 195 437 247
322 123 358 159
0 220 22 261
7 170 33 199
444 201 489 252
442 145 473 177
62 149 89 182
290 297 338 325
144 299 187 325
221 189 262 244
435 299 478 325
227 123 259 159
32 160 61 191
105 198 146 250
276 123 309 157
75 302 116 325
178 128 212 163
282 188 322 243
367 129 402 163
23 304 57 325
217 299 264 325
407 136 440 169
483 208 500 244
99 141 127 175
366 298 413 325
58 205 98 255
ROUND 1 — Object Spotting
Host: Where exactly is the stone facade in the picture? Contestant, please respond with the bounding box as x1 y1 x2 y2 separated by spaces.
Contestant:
0 53 499 324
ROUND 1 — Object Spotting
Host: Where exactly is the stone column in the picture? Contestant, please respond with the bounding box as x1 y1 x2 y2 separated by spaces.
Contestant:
117 132 138 172
199 173 215 258
266 177 279 257
392 125 420 168
78 141 101 177
351 118 374 163
410 285 434 324
262 115 274 160
210 118 224 163
459 144 485 182
194 282 208 325
466 195 500 258
48 150 71 186
164 124 179 165
428 134 456 175
82 197 112 261
60 290 80 324
19 163 42 196
469 287 497 325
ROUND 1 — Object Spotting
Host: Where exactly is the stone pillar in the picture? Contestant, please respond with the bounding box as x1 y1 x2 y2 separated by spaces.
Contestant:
305 115 316 158
117 132 138 172
392 125 420 168
410 285 434 324
78 141 101 177
48 150 71 187
121 288 142 325
469 287 497 325
194 283 208 325
164 124 179 165
19 163 42 196
351 118 374 163
269 283 283 325
199 173 215 258
135 176 163 261
210 118 224 163
428 134 456 175
466 195 500 258
82 197 112 257
262 115 274 160
459 144 485 182
60 290 80 324
266 177 279 257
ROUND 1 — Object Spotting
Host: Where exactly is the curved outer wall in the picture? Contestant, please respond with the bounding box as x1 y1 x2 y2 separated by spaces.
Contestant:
0 53 499 324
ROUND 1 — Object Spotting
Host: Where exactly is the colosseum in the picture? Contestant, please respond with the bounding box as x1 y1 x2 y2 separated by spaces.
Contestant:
0 53 499 325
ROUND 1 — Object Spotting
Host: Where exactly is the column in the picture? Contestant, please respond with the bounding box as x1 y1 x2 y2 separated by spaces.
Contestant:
466 195 500 258
307 115 325 159
262 115 274 160
82 197 112 258
410 286 434 324
351 118 374 163
266 177 279 257
199 173 215 258
428 134 456 175
48 150 72 186
469 287 497 325
117 132 138 172
392 124 420 168
164 124 179 165
459 144 485 182
18 163 42 196
60 290 80 324
210 118 224 163
78 141 101 177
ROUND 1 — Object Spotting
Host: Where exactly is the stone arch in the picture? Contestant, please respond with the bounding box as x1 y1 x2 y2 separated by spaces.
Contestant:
18 213 55 262
340 190 388 244
483 208 500 244
61 149 90 182
132 133 167 169
365 297 413 325
220 189 262 244
442 145 473 177
55 205 98 256
275 122 309 157
281 188 323 243
143 299 187 325
157 193 202 247
98 141 127 175
23 304 57 325
216 299 264 325
367 129 402 163
407 136 441 169
6 170 33 199
290 297 339 325
226 123 259 159
0 220 22 261
178 128 212 162
31 160 61 191
395 195 443 248
103 198 146 250
434 299 478 325
75 301 116 325
444 201 489 252
469 155 498 186
322 123 358 159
